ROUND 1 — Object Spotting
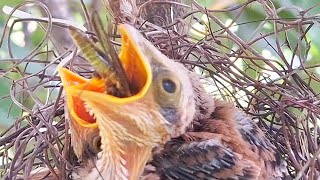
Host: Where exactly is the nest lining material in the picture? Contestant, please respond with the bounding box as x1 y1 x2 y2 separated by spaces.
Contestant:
0 0 320 179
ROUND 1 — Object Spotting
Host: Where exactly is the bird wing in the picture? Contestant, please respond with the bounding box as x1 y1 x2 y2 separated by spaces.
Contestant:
144 137 261 180
143 99 288 180
234 109 278 161
233 109 288 179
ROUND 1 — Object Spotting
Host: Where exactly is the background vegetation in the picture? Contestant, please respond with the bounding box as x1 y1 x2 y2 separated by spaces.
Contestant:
1 0 320 179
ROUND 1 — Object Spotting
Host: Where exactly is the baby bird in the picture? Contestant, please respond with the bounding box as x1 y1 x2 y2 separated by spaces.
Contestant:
59 24 287 180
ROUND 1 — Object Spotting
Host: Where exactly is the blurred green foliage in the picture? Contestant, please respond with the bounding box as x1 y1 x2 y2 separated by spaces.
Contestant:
0 0 23 128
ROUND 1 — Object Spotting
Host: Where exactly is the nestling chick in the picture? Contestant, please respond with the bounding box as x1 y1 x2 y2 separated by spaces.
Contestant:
59 24 287 180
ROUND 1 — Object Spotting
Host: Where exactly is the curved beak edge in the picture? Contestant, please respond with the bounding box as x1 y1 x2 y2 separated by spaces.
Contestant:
58 24 153 128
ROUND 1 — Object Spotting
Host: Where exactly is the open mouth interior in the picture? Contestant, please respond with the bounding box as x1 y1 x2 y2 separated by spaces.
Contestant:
59 25 151 128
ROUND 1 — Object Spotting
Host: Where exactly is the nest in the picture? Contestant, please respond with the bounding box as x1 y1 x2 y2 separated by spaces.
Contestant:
0 0 320 179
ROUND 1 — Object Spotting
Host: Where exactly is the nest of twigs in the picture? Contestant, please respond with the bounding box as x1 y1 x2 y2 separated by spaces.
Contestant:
0 0 320 179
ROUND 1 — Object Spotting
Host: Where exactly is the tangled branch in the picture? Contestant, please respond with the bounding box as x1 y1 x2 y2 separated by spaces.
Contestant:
0 0 319 179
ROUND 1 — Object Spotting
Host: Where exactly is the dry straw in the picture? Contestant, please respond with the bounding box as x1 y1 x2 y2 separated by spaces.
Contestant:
0 0 320 179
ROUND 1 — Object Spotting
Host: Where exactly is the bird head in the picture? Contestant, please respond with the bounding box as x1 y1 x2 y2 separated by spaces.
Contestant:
59 24 196 179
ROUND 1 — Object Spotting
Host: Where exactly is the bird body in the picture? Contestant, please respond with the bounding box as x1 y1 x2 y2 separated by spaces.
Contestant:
144 99 285 179
58 24 287 180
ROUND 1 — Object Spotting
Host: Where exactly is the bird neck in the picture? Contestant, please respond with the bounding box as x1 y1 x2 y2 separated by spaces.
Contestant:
80 141 154 180
188 71 216 122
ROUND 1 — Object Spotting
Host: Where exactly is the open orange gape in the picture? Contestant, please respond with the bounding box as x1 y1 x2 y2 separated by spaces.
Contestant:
58 24 152 128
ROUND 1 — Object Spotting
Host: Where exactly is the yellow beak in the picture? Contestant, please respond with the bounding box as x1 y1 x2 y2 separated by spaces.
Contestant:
58 24 169 179
58 24 153 128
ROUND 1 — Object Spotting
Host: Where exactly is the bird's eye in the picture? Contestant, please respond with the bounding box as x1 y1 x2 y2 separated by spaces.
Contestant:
162 79 176 93
91 136 102 153
155 74 181 108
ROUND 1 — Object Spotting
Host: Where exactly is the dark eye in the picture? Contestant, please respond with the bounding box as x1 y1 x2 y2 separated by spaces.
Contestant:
91 136 102 153
162 79 176 93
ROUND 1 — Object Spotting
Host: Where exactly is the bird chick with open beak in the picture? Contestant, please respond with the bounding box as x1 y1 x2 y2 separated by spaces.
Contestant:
59 24 196 179
59 24 287 180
